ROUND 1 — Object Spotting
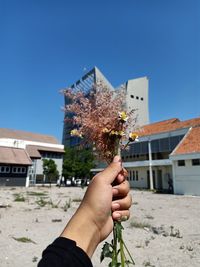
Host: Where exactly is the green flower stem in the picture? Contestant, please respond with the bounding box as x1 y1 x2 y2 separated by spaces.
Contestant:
123 140 131 150
111 223 118 266
120 234 125 267
122 240 135 265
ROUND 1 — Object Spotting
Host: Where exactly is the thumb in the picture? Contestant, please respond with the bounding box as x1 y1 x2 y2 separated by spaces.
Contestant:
100 156 122 184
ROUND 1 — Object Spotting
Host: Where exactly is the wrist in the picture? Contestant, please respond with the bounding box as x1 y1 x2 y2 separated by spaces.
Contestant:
60 208 100 258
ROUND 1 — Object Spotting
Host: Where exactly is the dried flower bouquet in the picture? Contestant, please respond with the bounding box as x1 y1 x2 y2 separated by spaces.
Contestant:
62 82 138 266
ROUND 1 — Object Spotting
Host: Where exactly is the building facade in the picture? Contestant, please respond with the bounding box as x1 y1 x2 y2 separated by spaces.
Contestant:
0 128 64 186
121 117 200 196
124 76 149 127
170 126 200 195
91 117 200 196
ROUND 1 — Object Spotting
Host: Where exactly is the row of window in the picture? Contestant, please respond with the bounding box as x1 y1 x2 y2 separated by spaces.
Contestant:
177 159 200 167
128 170 139 181
0 166 26 174
130 95 144 101
41 152 63 159
122 154 140 160
121 135 184 156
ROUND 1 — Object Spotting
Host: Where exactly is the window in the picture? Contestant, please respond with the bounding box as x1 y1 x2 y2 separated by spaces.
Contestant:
132 171 135 181
136 96 139 100
129 171 132 181
151 140 159 153
141 97 144 101
21 167 26 173
12 167 26 173
192 159 200 166
133 143 140 154
169 136 180 150
178 160 185 167
136 170 139 181
130 95 134 98
159 138 170 152
140 142 148 154
0 166 10 173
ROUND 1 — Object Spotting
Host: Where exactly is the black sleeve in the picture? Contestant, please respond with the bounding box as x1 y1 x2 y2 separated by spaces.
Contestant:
38 237 93 267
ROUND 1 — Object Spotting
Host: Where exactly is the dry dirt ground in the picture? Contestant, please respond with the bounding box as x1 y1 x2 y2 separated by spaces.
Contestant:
0 186 200 267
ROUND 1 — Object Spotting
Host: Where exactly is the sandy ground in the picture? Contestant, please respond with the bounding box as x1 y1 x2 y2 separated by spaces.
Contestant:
0 186 200 267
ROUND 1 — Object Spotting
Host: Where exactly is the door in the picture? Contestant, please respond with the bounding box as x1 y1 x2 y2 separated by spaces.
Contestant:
157 169 163 190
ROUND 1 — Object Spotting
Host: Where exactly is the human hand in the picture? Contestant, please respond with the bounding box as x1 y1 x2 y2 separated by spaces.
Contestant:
61 156 132 257
81 155 131 240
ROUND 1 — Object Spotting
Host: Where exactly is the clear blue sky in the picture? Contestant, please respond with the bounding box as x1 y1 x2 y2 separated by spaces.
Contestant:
0 0 199 142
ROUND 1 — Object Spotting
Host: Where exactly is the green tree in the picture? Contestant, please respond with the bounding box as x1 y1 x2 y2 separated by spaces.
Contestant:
42 159 59 187
62 147 95 182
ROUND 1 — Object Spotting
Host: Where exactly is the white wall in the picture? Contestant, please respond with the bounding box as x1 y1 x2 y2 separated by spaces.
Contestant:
0 138 64 150
173 159 200 196
127 165 172 190
128 167 148 188
125 77 149 127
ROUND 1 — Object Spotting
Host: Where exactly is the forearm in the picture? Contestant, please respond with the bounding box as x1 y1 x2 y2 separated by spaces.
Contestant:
60 207 100 258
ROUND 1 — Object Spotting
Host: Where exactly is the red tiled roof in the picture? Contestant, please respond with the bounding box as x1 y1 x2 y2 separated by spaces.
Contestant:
0 128 59 144
0 147 32 165
172 126 200 155
138 117 200 136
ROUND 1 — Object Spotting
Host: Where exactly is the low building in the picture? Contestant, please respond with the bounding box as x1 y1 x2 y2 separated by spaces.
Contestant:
0 128 65 186
170 126 200 195
120 117 200 196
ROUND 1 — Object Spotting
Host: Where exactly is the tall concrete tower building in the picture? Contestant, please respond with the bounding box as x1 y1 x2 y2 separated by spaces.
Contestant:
124 77 149 127
62 67 149 147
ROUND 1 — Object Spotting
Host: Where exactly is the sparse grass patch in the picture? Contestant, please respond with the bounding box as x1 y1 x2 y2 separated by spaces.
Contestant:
32 256 38 262
27 191 48 197
36 197 49 207
62 198 71 211
13 236 36 244
0 204 12 208
13 193 26 202
49 199 61 208
72 198 82 202
52 219 62 222
130 219 151 229
170 226 182 238
135 243 143 248
145 215 154 220
186 245 193 251
143 261 155 267
35 197 61 208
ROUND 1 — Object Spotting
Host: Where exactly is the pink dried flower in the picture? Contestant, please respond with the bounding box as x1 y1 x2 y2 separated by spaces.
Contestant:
63 82 137 162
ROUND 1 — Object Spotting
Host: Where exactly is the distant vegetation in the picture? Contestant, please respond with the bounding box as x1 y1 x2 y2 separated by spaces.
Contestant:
62 147 95 179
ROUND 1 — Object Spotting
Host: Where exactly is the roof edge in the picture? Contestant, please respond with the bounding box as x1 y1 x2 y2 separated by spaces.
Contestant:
170 127 192 156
